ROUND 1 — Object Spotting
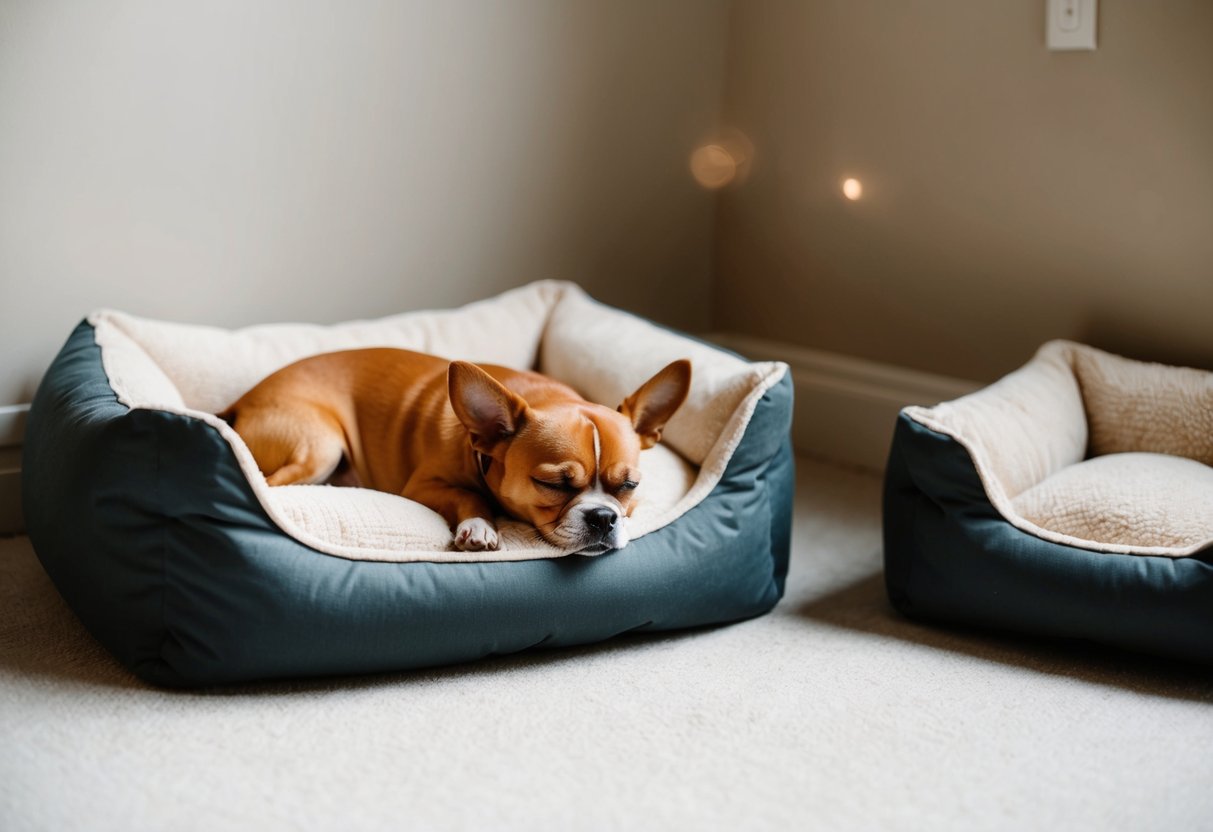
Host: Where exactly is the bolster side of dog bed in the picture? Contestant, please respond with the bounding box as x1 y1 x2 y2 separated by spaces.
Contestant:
882 412 1213 664
24 321 176 680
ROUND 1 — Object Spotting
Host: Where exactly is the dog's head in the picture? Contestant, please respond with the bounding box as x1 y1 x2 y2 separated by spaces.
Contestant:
448 359 692 554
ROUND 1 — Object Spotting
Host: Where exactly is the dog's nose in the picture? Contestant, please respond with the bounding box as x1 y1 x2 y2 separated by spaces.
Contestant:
584 506 618 537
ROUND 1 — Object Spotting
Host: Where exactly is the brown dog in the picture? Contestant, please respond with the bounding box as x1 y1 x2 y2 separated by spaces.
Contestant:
222 349 691 553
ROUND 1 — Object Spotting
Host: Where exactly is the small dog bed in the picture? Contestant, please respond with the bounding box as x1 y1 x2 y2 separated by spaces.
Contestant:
24 281 793 686
883 340 1213 663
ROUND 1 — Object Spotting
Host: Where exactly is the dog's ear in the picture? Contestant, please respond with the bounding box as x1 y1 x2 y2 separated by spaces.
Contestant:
618 359 692 450
448 361 529 453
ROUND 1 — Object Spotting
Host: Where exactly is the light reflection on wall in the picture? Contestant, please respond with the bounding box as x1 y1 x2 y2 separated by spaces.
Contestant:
690 144 736 188
689 129 753 190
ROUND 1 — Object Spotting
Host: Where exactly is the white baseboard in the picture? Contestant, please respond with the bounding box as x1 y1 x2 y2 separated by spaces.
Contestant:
710 334 981 471
0 404 30 535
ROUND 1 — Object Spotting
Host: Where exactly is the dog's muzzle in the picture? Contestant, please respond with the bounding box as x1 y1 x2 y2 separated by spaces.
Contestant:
567 503 628 555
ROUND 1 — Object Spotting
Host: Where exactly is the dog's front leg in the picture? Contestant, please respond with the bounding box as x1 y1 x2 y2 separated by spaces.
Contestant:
404 478 499 552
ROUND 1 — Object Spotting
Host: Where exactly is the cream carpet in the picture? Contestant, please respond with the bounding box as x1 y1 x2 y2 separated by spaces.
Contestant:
2 457 1211 831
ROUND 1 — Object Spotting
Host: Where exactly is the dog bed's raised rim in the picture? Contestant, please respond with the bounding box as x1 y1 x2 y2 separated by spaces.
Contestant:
905 340 1213 558
87 281 788 563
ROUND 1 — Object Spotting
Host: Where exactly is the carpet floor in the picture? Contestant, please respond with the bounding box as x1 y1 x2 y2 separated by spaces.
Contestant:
2 456 1210 831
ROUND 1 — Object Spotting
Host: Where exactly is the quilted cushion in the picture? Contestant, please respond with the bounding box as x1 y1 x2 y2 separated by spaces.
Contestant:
1013 452 1213 550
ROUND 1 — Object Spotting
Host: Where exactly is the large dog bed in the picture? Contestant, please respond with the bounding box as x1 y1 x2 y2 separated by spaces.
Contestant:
884 340 1213 663
24 281 793 686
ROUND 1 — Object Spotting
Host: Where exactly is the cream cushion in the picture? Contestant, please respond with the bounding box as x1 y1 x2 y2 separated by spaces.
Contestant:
1013 453 1213 550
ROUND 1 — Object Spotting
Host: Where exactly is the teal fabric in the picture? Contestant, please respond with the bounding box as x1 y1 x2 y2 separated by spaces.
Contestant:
883 412 1213 663
24 321 794 687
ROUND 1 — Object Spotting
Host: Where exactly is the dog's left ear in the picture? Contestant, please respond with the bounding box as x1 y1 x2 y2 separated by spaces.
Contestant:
618 359 692 449
448 361 529 454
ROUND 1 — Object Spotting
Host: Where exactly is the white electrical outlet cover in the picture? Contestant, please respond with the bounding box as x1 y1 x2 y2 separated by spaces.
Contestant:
1047 0 1097 51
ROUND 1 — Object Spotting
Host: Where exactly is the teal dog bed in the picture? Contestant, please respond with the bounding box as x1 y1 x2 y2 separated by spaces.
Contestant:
884 340 1213 663
24 282 793 686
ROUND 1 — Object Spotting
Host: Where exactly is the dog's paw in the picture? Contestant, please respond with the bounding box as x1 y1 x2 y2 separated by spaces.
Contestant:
454 518 500 551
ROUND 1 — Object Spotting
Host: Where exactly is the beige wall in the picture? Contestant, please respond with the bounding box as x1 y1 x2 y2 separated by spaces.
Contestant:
0 1 728 406
715 0 1213 382
5 1 1210 407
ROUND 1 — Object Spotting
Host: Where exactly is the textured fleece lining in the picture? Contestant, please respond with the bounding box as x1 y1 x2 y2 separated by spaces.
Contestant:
905 340 1213 557
88 281 787 563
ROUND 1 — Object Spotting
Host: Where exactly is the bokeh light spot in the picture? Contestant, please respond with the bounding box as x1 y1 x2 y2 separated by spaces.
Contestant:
690 144 738 190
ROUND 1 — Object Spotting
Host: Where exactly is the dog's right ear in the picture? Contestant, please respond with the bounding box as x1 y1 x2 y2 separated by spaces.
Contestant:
617 359 692 450
448 361 529 454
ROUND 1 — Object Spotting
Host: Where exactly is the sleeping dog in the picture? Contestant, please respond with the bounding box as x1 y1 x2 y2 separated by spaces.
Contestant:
222 350 691 553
